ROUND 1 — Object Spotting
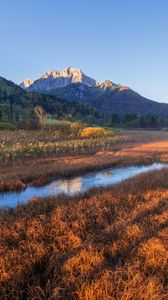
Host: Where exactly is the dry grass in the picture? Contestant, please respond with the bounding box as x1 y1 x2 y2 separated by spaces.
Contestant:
0 150 153 191
1 138 168 192
0 129 129 163
1 167 168 299
1 129 168 164
1 129 168 192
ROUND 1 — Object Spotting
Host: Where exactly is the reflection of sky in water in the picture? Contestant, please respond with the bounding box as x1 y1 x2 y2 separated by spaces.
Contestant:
0 163 166 209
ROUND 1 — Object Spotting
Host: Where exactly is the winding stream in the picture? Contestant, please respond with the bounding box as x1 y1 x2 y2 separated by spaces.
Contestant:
0 162 166 209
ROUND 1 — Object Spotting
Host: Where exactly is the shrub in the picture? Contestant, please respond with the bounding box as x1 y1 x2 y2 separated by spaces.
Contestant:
80 127 113 138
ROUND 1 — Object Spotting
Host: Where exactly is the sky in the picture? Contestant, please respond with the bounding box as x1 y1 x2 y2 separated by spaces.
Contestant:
0 0 168 102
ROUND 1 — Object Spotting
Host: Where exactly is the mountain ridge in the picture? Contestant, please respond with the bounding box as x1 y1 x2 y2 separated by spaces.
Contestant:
47 82 168 116
15 67 168 117
21 67 99 91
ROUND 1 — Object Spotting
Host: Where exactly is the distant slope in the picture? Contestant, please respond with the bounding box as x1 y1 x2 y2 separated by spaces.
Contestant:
48 82 168 117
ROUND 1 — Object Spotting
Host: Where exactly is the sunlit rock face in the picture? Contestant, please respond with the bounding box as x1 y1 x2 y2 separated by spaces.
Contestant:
20 79 34 89
100 80 119 90
20 67 99 92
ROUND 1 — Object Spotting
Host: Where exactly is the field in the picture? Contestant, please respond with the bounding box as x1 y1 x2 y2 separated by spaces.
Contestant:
1 128 168 299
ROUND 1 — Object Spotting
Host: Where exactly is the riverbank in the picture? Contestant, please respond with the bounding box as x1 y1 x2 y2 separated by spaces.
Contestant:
1 139 168 192
0 163 165 209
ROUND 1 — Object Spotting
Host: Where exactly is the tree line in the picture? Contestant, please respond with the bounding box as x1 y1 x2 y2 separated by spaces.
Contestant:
0 90 168 129
110 113 168 128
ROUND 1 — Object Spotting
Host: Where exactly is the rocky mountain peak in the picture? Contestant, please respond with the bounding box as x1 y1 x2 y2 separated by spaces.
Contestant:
100 80 129 91
41 67 81 79
100 80 119 90
20 79 34 89
20 67 99 92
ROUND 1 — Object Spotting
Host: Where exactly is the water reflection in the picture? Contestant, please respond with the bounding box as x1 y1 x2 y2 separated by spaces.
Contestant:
0 163 166 209
102 170 113 178
57 177 82 194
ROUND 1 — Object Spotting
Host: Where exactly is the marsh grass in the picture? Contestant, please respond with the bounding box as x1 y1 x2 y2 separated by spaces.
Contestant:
1 167 168 299
1 129 168 163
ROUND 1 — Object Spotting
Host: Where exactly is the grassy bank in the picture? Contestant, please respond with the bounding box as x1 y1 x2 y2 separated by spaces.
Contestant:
1 166 168 299
1 129 168 192
1 139 168 192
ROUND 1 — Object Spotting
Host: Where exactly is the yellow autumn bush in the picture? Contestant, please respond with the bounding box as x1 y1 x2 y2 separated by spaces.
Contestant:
80 127 113 138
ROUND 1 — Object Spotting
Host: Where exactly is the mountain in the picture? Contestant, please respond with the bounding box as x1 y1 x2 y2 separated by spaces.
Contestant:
20 79 34 89
21 67 99 92
50 82 168 117
21 67 168 117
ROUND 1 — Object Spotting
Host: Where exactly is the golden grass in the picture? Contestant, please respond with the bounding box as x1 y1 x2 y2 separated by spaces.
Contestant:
1 167 168 299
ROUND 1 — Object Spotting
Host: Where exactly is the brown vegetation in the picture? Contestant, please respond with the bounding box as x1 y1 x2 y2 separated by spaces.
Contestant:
1 129 168 164
1 137 168 192
0 179 25 192
1 166 168 299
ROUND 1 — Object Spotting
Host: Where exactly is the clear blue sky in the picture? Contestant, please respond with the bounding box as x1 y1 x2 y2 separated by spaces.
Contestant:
1 0 168 102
